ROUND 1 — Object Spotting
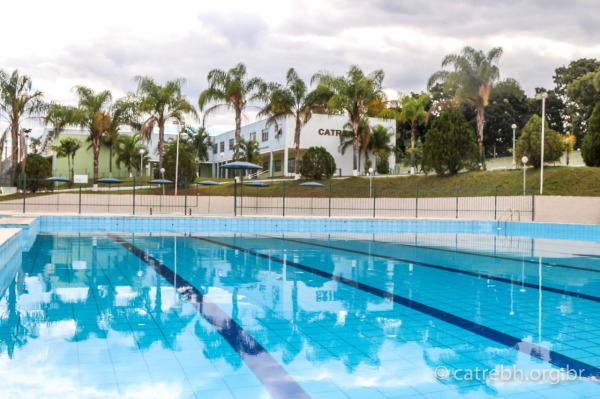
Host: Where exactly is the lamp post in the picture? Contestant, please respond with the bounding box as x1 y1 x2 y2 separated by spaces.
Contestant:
368 167 374 198
139 149 145 177
522 156 528 196
511 124 517 169
160 167 165 196
535 92 547 194
220 152 225 179
20 129 31 186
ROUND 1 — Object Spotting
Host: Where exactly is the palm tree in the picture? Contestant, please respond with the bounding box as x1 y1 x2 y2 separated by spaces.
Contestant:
183 126 214 176
45 103 76 140
427 46 503 165
338 120 371 172
53 137 81 181
312 65 386 176
257 68 328 177
72 86 113 182
135 76 196 171
368 124 394 174
239 138 261 164
199 63 266 160
398 93 430 175
0 69 45 182
115 132 146 176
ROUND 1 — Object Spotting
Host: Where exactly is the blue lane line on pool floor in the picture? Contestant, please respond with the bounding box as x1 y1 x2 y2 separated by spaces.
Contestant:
109 233 311 399
195 235 600 380
269 235 600 304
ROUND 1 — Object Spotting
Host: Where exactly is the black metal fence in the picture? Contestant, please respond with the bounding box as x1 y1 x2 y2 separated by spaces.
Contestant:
0 177 535 220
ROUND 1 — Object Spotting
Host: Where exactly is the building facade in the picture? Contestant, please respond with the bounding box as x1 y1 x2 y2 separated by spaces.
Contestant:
208 114 396 178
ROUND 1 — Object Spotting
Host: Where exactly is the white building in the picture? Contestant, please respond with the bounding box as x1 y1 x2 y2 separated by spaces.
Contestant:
208 114 396 178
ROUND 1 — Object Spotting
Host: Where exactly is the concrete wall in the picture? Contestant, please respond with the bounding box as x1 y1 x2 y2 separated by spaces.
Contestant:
534 196 600 224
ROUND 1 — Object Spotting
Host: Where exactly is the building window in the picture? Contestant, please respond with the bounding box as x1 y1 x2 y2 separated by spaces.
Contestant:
229 138 234 150
263 161 269 172
287 158 295 174
261 129 269 142
219 141 225 153
213 140 218 154
275 160 281 172
250 132 256 141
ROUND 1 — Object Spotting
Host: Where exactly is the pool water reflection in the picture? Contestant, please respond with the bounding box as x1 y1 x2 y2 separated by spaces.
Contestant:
1 232 600 398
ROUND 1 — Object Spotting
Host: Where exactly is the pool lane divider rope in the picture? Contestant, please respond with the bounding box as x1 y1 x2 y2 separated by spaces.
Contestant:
108 233 311 399
269 235 600 304
195 235 600 380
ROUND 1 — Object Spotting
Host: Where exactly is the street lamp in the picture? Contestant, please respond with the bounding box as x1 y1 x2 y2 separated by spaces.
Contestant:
160 167 165 195
535 92 548 194
511 124 517 169
522 156 528 196
220 152 225 179
368 167 374 198
139 149 145 177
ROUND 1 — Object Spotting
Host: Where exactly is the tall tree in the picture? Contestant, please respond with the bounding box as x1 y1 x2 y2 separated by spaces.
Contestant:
582 102 600 167
398 93 429 175
239 138 261 164
367 124 394 174
115 133 149 175
115 132 147 175
0 69 45 182
44 103 76 140
72 86 113 181
135 76 196 170
258 68 328 177
183 125 214 176
53 137 81 181
312 65 387 176
199 63 266 161
422 107 478 175
427 46 503 165
515 114 564 168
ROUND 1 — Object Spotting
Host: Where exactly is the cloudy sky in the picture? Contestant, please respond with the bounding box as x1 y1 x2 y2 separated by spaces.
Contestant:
3 0 599 134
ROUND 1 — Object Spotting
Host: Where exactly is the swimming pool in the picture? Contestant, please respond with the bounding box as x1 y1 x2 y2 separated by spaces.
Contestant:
2 227 600 398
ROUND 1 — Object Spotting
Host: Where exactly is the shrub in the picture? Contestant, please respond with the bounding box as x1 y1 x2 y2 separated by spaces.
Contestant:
422 108 478 175
301 146 336 180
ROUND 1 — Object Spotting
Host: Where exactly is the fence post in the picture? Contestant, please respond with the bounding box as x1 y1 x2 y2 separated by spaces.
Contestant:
532 194 535 221
184 180 188 215
415 184 419 219
455 186 459 219
234 179 237 216
282 181 286 217
78 186 82 214
494 186 498 220
328 179 332 218
132 176 136 215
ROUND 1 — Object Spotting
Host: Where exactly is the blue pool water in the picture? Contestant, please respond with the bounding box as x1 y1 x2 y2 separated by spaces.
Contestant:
2 231 600 398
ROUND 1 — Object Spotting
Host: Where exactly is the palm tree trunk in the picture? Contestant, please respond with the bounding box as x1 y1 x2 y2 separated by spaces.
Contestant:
294 120 302 178
410 125 416 175
234 111 242 160
476 104 486 168
158 124 165 170
10 124 19 182
352 118 359 176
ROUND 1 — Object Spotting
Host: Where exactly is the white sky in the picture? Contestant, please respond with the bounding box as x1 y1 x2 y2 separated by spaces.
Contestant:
3 0 600 136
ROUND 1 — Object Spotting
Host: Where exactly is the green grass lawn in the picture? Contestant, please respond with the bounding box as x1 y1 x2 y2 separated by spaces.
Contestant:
3 156 600 201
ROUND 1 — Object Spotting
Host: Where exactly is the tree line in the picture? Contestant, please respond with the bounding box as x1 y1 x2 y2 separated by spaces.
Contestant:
3 46 600 186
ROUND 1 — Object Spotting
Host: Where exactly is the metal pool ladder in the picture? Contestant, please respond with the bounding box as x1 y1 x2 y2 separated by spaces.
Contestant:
496 208 521 234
